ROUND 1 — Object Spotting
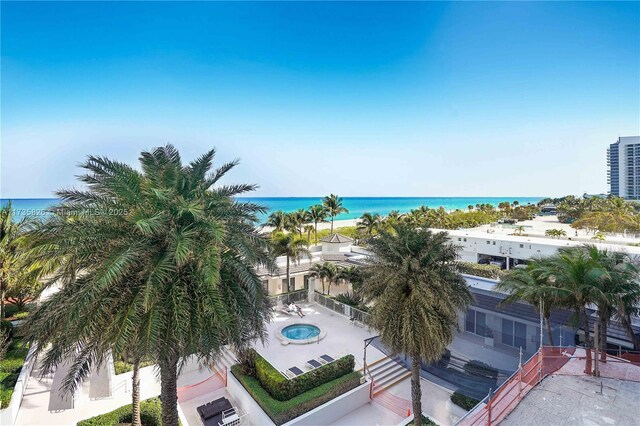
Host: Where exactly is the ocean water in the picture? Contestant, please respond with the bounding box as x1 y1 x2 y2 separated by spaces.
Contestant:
1 197 544 222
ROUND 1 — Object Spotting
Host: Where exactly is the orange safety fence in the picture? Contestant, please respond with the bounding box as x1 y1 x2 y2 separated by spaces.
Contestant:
177 365 227 402
457 346 576 426
371 381 412 419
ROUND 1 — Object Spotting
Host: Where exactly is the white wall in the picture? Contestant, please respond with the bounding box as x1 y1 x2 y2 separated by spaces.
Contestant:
283 380 371 426
226 372 275 426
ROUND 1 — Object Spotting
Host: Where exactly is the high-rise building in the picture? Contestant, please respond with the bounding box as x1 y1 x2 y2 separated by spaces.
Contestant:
607 136 640 199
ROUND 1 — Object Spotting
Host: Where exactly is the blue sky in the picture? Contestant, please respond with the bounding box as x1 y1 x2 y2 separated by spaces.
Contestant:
2 1 639 198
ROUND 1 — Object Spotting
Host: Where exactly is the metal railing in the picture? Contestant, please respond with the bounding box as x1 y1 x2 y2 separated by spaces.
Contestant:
270 289 309 305
314 291 370 325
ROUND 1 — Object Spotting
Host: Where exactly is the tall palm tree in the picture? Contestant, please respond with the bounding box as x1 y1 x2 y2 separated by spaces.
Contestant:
337 265 362 294
271 232 311 293
361 224 472 425
287 209 308 236
322 262 338 296
322 194 349 234
23 145 274 426
264 210 288 233
0 202 29 319
303 224 315 243
309 263 327 294
357 213 381 237
496 259 563 346
307 205 328 245
581 246 640 360
538 246 603 374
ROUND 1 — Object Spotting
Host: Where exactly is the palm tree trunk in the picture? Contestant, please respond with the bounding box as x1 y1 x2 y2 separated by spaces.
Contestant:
331 216 334 234
159 356 180 426
314 222 318 245
321 278 325 295
581 307 592 375
286 256 291 293
545 314 554 347
410 354 422 426
327 280 331 296
131 357 142 426
599 315 607 362
0 285 5 319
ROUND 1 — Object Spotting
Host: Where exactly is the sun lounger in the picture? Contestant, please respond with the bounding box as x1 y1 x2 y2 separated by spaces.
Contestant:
285 366 304 378
197 397 233 426
319 354 335 364
305 359 323 369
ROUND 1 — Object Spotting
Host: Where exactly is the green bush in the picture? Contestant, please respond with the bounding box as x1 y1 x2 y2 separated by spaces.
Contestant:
232 365 361 425
114 360 155 375
2 305 19 319
14 312 29 319
77 397 162 426
456 262 506 280
451 391 480 411
0 338 29 409
463 360 499 379
0 320 14 339
408 415 438 425
250 348 355 401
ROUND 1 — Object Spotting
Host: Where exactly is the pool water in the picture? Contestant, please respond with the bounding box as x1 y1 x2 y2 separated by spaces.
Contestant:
281 324 320 340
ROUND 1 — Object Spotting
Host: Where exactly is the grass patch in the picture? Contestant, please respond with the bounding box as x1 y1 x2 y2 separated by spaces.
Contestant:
77 397 163 426
450 391 481 411
0 337 30 409
231 365 361 425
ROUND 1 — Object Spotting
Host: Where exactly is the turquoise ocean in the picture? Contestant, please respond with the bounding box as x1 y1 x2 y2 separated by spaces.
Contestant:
1 197 544 222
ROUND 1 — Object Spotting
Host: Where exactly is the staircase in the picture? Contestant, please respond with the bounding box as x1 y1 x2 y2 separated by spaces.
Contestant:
367 356 411 395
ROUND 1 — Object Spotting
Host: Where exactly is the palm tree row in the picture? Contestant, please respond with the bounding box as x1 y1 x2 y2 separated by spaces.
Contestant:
307 262 361 296
264 194 349 244
497 245 640 373
21 145 274 425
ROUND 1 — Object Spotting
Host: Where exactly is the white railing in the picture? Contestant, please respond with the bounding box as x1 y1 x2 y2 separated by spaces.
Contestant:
314 292 370 325
270 289 309 305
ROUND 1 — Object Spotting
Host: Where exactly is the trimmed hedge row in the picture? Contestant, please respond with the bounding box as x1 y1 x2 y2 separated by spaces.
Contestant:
77 397 162 426
451 391 481 411
232 365 362 425
463 360 499 379
456 262 505 280
0 337 29 409
251 348 355 401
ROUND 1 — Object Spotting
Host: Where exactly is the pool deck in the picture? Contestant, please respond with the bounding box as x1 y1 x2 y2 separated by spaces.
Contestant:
257 303 387 374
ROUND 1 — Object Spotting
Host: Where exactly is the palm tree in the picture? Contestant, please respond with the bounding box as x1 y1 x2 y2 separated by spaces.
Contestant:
23 145 274 425
322 194 349 234
496 259 563 346
0 202 29 319
361 224 472 425
287 209 308 236
264 210 288 233
307 205 328 245
271 232 311 293
322 262 338 296
357 213 381 237
337 265 362 294
303 224 315 243
538 246 603 374
309 263 327 294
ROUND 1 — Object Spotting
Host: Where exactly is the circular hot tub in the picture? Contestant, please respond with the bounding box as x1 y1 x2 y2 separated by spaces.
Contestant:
276 322 327 345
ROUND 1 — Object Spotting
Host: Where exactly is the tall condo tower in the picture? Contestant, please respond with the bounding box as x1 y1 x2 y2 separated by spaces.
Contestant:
608 136 640 199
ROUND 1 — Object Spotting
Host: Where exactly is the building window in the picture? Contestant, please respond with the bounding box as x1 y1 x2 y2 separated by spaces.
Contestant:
465 309 487 337
282 277 295 292
492 241 496 245
303 274 309 290
519 244 524 248
458 238 462 241
464 238 467 242
501 318 527 349
486 241 491 245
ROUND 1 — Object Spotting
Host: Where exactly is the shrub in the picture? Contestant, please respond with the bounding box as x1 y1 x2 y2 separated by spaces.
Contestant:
250 348 355 401
231 365 361 425
0 338 29 409
77 397 162 425
113 360 154 375
456 262 506 280
408 415 438 425
463 360 499 379
14 312 29 320
2 305 19 319
0 320 14 339
451 391 480 411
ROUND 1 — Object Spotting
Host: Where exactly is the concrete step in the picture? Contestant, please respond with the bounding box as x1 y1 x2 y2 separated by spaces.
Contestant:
373 370 412 395
368 359 403 377
373 363 408 385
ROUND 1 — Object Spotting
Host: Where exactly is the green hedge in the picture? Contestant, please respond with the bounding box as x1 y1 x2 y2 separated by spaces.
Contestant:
463 360 499 379
456 262 505 280
0 337 29 409
451 391 481 411
77 397 162 426
251 348 355 401
408 415 438 425
231 365 362 425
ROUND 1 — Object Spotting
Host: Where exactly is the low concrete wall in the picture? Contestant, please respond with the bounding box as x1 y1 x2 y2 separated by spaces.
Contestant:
226 372 275 426
0 345 38 426
397 412 440 426
284 380 371 426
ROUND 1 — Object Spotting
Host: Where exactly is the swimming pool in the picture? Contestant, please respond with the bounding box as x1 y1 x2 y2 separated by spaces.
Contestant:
281 324 321 340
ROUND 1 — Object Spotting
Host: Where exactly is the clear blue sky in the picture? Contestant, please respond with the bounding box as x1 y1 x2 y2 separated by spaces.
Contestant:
2 1 639 198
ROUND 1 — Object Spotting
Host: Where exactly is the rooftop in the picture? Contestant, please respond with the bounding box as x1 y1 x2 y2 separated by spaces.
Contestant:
320 233 354 243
